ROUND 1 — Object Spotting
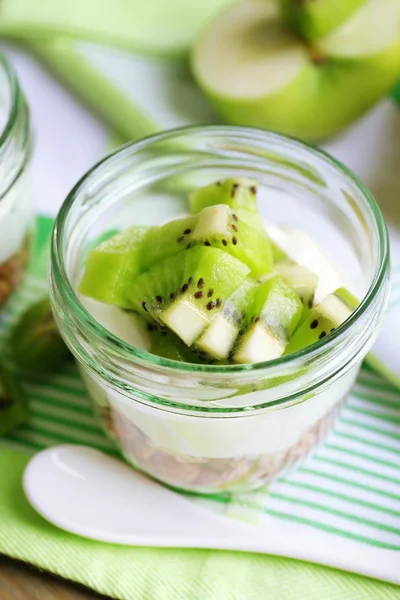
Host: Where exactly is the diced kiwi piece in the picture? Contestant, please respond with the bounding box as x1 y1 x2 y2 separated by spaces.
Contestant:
189 177 261 227
148 326 210 364
141 204 271 276
233 275 303 364
129 250 188 323
79 226 149 308
129 246 250 346
189 177 273 268
11 298 72 374
195 277 258 359
284 289 354 355
0 363 29 436
335 287 359 311
84 228 121 253
140 216 196 271
275 262 319 323
193 204 272 276
271 239 289 263
189 178 273 270
148 326 194 362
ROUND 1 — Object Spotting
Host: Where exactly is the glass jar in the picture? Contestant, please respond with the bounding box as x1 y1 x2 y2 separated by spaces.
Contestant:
0 53 33 311
50 126 390 495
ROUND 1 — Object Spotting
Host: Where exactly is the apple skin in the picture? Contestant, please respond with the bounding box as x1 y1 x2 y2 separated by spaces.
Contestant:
279 0 365 41
197 45 400 142
192 0 400 142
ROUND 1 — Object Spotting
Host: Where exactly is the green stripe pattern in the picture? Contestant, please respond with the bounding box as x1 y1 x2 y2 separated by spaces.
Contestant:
1 216 400 553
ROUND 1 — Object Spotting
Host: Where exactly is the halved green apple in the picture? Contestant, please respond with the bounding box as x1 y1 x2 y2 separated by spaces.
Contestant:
192 0 400 141
280 0 365 41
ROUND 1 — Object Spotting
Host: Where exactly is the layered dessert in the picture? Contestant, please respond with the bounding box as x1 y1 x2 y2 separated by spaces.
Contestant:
78 177 360 493
0 172 32 309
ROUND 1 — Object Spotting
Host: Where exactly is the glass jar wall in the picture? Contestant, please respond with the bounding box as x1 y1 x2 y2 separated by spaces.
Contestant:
0 53 33 310
50 126 390 494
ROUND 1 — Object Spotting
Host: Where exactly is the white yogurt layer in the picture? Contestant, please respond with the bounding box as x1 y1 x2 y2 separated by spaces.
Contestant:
98 365 357 459
79 226 359 459
0 168 32 264
79 295 151 350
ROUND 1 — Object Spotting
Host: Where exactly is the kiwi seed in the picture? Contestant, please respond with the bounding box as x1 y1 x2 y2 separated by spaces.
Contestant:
194 291 203 299
308 299 313 308
142 302 148 312
184 228 192 235
255 316 260 323
161 331 167 337
228 351 234 361
207 289 214 298
250 186 257 194
204 241 211 247
186 243 192 249
147 323 154 332
188 277 193 284
331 328 335 333
319 331 327 339
197 278 205 288
231 183 239 197
206 301 216 310
232 224 238 232
216 181 222 186
310 319 319 329
170 292 175 301
232 214 238 222
181 283 189 294
156 295 163 303
177 236 184 243
222 239 227 246
199 350 207 358
216 298 222 308
232 236 237 245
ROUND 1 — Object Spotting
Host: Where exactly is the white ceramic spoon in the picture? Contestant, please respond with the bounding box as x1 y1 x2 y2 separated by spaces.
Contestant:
24 444 264 547
22 444 400 586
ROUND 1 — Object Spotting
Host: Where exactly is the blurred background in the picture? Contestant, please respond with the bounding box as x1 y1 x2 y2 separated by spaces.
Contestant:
0 0 399 227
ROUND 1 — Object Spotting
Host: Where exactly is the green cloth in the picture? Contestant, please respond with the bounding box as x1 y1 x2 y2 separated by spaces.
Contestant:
0 0 234 57
2 449 400 600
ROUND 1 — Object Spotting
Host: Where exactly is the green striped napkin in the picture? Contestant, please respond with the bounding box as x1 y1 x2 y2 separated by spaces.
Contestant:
1 216 400 599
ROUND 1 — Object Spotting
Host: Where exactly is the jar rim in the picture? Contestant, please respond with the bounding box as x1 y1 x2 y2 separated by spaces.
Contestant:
51 125 389 380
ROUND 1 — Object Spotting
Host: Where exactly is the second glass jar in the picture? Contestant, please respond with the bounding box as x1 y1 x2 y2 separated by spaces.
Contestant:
0 53 33 311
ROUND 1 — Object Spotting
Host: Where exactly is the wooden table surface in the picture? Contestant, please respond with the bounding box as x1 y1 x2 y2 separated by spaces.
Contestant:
0 557 111 600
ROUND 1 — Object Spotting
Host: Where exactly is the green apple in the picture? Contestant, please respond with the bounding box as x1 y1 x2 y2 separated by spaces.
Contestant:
280 0 365 40
192 0 400 142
